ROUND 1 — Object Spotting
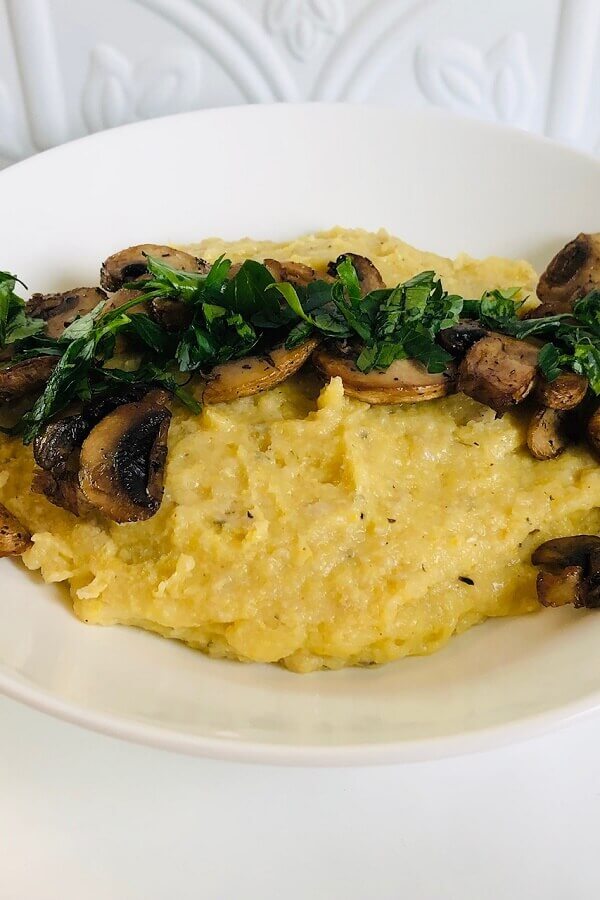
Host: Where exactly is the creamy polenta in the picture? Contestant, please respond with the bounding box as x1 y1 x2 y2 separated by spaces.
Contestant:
2 227 600 672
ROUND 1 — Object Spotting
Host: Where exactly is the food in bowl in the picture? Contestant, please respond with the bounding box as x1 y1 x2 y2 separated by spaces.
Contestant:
0 227 599 672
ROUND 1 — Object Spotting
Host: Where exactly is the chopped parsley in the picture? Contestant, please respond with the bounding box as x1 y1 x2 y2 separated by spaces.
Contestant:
3 251 600 443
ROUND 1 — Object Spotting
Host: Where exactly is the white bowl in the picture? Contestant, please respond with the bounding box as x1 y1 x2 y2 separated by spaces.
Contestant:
1 104 600 765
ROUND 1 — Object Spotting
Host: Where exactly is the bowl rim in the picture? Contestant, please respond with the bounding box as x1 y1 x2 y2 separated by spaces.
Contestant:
2 656 599 765
2 102 600 766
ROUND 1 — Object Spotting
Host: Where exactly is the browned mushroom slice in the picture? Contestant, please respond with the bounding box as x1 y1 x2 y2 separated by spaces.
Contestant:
203 337 319 404
532 535 600 569
0 356 57 403
100 244 209 292
31 470 91 517
536 567 585 608
148 297 193 331
104 287 144 313
78 392 171 523
527 407 570 460
587 405 600 456
437 321 489 358
27 287 106 339
327 253 385 295
458 334 538 414
537 232 600 307
522 300 576 321
263 259 317 288
533 372 588 410
532 535 600 609
312 345 455 405
33 415 91 477
0 502 31 557
32 387 150 479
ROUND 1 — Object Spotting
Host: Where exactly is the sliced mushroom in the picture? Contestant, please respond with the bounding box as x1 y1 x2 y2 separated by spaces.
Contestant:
0 356 57 403
104 287 144 313
33 415 91 477
437 321 489 358
534 372 588 410
0 502 31 557
32 387 150 478
32 387 156 516
527 407 570 460
532 535 600 609
148 297 193 331
522 300 576 321
587 405 600 456
458 334 538 414
536 567 585 608
78 392 171 523
312 345 455 404
31 469 91 517
532 535 600 569
100 244 209 292
27 287 106 339
537 233 600 307
263 259 317 288
327 253 385 295
203 337 319 404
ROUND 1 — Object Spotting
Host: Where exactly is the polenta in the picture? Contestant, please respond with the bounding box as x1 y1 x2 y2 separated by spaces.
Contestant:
2 227 600 672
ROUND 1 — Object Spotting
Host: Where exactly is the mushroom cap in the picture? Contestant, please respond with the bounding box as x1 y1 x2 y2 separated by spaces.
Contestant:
312 345 456 405
522 300 576 321
0 356 57 403
458 333 538 414
437 321 489 358
203 337 320 404
33 386 151 477
100 244 209 292
533 372 588 410
27 287 106 339
79 392 172 523
327 253 385 295
532 535 600 569
148 297 193 331
537 232 600 306
0 502 31 557
263 259 317 288
532 534 600 609
526 407 570 460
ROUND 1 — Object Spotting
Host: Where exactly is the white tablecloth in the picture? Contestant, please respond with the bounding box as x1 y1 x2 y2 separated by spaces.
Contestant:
2 695 599 899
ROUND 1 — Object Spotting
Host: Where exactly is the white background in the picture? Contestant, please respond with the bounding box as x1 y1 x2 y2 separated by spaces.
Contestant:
2 695 600 899
2 2 600 898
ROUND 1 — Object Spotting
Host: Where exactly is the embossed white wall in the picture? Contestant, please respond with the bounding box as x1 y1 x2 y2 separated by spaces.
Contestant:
0 0 599 169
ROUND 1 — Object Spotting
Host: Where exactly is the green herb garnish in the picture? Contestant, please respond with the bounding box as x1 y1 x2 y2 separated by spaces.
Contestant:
5 248 600 446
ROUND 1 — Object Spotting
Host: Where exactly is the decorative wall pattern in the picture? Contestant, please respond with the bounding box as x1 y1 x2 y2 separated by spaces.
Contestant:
0 0 598 168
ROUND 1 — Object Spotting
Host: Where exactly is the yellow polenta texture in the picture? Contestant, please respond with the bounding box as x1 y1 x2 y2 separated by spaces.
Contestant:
3 227 600 673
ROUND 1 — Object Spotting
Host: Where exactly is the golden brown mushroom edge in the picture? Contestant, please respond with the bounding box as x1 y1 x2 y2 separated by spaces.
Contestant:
532 536 600 609
312 344 456 405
